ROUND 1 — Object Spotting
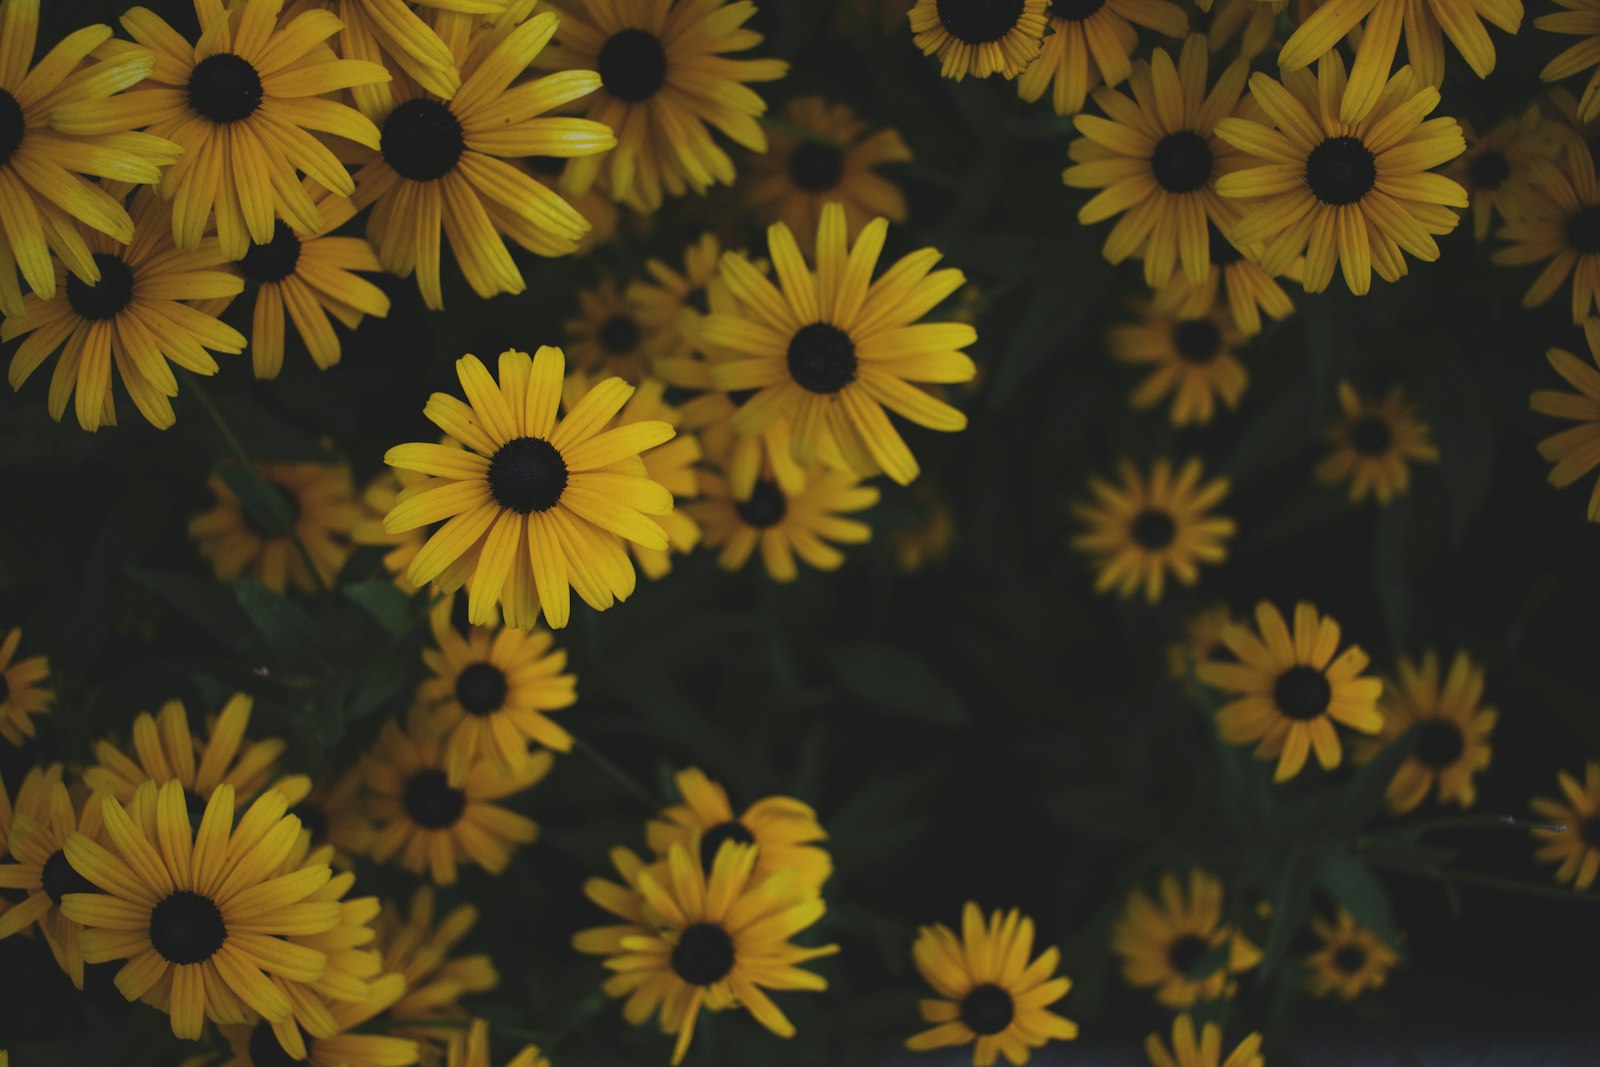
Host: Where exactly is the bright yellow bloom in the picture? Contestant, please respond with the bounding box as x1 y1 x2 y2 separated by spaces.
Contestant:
1112 868 1261 1008
0 627 51 747
1531 320 1600 519
909 0 1049 81
1355 650 1496 814
1530 760 1600 890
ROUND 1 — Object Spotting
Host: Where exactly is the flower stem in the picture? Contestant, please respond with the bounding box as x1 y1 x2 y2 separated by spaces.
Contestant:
572 734 658 810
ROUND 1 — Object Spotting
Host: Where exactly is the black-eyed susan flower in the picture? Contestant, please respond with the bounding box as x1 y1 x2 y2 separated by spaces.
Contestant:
221 972 418 1067
1532 321 1600 520
628 232 727 374
690 466 878 582
382 346 676 629
1063 35 1250 286
1151 222 1297 337
909 0 1049 81
349 8 615 309
647 767 832 891
189 459 360 593
1198 601 1384 782
1071 458 1235 603
1356 651 1496 814
701 203 975 484
3 191 245 431
1108 300 1247 425
379 885 498 1048
416 602 577 786
575 841 837 1065
1303 910 1398 999
365 708 550 885
62 780 341 1040
744 96 912 239
906 903 1077 1066
539 0 788 210
566 277 653 383
1447 108 1558 241
1016 0 1188 114
355 466 432 594
0 0 181 318
1539 0 1600 123
0 627 51 747
1215 57 1466 295
1496 140 1600 321
1144 1014 1263 1067
1111 868 1260 1008
0 779 102 987
447 1018 548 1067
1316 381 1439 505
291 768 377 862
890 485 956 573
1530 760 1600 889
1167 604 1235 688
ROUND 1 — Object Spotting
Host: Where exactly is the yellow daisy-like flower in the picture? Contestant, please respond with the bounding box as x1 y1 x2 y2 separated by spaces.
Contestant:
365 708 550 885
1276 0 1521 122
905 903 1077 1067
702 202 975 484
447 1018 547 1067
347 6 615 309
0 779 102 987
1149 222 1296 337
540 0 789 210
381 346 676 629
1530 760 1600 890
1111 868 1261 1008
1537 0 1600 123
1108 299 1247 425
3 190 245 432
290 768 377 862
332 0 513 106
1446 108 1558 241
221 972 418 1067
1144 1014 1263 1067
744 96 912 240
690 465 879 582
1167 604 1235 688
379 885 499 1049
0 626 51 747
566 277 653 383
627 232 727 374
908 0 1049 81
189 459 360 593
574 841 837 1066
1198 600 1385 782
1316 381 1439 505
1355 650 1496 814
1071 458 1235 604
647 767 832 892
890 484 956 573
354 465 432 594
416 602 577 786
1064 35 1250 287
62 780 341 1040
0 0 181 318
1495 139 1600 322
1303 910 1398 999
1017 0 1188 114
1531 320 1600 520
1215 57 1466 295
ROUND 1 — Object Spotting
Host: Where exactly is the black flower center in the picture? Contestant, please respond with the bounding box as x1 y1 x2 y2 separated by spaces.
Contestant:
787 323 858 393
488 437 569 514
66 253 136 321
1150 131 1214 194
239 480 302 540
291 801 328 841
0 89 24 166
1305 136 1377 206
149 891 227 964
671 922 735 985
1167 933 1211 975
1567 205 1600 255
1173 318 1221 364
1582 815 1600 849
237 222 303 283
735 479 788 529
1274 665 1332 721
1130 508 1176 550
1348 416 1393 457
936 0 1026 41
598 28 668 102
248 1022 307 1067
1413 719 1465 769
403 770 467 829
187 53 264 124
1332 945 1368 974
1207 222 1244 266
960 983 1015 1035
698 820 756 871
41 850 98 905
598 313 641 355
1468 150 1510 190
1050 0 1107 19
381 98 465 182
455 662 509 716
788 141 845 192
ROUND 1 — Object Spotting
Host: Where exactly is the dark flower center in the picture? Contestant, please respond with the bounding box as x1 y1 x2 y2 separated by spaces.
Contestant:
1413 719 1465 769
959 983 1015 1035
237 222 303 283
1332 945 1368 974
1567 205 1600 255
1173 318 1221 364
735 479 788 529
149 890 228 964
788 141 845 192
698 820 756 871
187 53 264 124
1348 416 1393 457
41 850 98 905
1207 222 1244 266
671 922 735 985
1468 150 1510 190
0 674 9 703
1150 131 1214 194
598 313 641 355
1167 933 1211 975
248 1022 309 1067
402 770 467 830
240 480 302 540
1305 136 1377 206
936 0 1026 42
1050 0 1108 19
1274 665 1333 721
488 437 569 514
0 89 24 165
1581 815 1600 847
66 253 136 321
381 98 466 182
1130 508 1176 550
291 802 328 841
684 287 710 315
787 322 858 393
455 662 509 716
598 28 668 102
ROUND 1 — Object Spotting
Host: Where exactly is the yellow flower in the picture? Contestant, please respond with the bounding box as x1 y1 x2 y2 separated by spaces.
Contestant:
0 626 52 747
1538 0 1600 123
647 767 832 893
1356 650 1496 814
1531 320 1600 520
1144 1014 1263 1067
1167 604 1236 689
909 0 1049 81
0 779 103 987
1530 760 1600 890
378 886 499 1053
189 459 360 593
446 1018 548 1067
1111 868 1260 1008
1108 299 1247 425
354 465 432 595
689 465 878 582
333 0 514 104
565 277 652 384
1316 381 1439 505
1017 0 1188 114
1497 140 1600 321
627 232 729 376
1445 107 1559 241
220 972 419 1067
1303 909 1399 999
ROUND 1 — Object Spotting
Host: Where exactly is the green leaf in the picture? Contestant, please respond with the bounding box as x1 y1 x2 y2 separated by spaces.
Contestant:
234 579 319 661
1259 852 1314 979
1313 852 1400 949
343 580 417 639
1329 726 1416 833
217 463 295 539
126 566 253 651
823 642 967 726
345 649 412 721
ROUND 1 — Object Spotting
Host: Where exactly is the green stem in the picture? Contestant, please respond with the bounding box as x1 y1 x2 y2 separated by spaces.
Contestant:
573 734 658 810
1380 863 1600 905
758 114 844 149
